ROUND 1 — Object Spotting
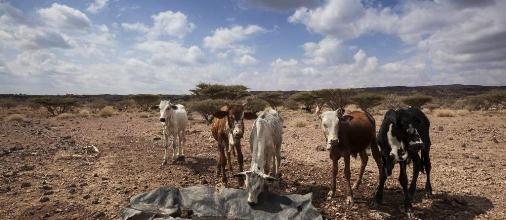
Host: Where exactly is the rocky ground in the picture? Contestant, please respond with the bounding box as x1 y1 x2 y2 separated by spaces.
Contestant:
1 109 505 219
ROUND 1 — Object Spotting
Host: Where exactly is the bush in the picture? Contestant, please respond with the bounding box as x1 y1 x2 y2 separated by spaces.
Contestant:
0 98 18 109
114 99 136 112
132 94 159 111
245 98 269 113
465 91 506 110
433 109 455 117
383 94 403 109
294 121 306 128
187 99 228 124
402 94 432 108
4 114 28 122
87 98 108 113
289 91 317 112
78 109 91 117
99 106 116 117
56 113 77 120
31 97 79 116
283 99 299 110
351 93 384 111
257 92 283 109
190 83 249 100
312 89 354 110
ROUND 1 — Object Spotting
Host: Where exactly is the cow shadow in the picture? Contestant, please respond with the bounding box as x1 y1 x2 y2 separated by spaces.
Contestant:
175 156 217 175
371 189 494 219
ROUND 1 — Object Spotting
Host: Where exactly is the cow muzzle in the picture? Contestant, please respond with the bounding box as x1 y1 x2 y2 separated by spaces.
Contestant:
159 118 166 122
390 149 408 162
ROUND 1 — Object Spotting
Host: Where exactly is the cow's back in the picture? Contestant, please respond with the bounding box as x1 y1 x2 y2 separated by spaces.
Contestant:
339 111 375 153
171 105 188 131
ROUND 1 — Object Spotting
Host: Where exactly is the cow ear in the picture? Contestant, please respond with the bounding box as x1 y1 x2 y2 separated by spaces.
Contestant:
385 109 397 126
243 112 258 120
170 105 178 110
213 110 228 119
260 173 278 181
336 107 345 119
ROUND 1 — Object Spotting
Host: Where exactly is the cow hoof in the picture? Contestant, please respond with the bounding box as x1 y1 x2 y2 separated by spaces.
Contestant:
346 196 354 206
406 210 415 219
352 183 360 190
326 191 335 200
160 160 167 167
370 200 380 208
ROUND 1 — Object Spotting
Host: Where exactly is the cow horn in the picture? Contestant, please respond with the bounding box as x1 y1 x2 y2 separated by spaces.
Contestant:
233 171 248 177
259 172 277 181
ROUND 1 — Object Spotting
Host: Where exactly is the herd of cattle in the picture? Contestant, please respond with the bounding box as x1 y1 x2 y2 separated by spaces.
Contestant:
157 99 433 214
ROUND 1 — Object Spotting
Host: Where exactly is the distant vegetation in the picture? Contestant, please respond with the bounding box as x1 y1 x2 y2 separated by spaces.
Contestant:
31 97 79 116
402 94 433 108
351 93 384 112
132 94 159 111
187 99 228 124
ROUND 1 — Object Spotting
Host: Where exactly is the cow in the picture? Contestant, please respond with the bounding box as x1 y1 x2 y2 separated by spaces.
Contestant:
211 103 257 185
159 100 188 166
316 107 381 206
372 108 432 215
234 108 282 205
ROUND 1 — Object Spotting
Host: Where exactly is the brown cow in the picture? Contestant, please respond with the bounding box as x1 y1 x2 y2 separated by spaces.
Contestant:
212 104 257 185
316 108 381 206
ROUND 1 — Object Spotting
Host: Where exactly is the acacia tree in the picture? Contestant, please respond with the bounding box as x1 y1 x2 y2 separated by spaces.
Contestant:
289 91 317 112
190 83 249 100
351 93 384 111
312 89 354 110
32 97 79 116
187 99 228 124
257 92 283 109
132 94 160 111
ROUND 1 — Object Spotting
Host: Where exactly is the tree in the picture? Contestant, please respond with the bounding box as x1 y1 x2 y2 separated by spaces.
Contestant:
32 97 79 116
190 83 249 100
289 92 317 112
132 94 159 111
245 98 269 113
187 99 228 124
351 93 384 111
402 94 432 108
257 92 283 109
465 90 506 110
283 99 299 110
312 89 354 110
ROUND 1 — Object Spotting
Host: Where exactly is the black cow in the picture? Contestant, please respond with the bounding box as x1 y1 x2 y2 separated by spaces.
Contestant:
372 108 432 214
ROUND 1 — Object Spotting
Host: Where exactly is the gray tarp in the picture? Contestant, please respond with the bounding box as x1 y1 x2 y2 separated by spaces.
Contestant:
121 185 322 220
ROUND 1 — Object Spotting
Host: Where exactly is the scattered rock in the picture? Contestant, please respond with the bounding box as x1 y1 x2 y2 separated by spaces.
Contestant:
491 137 499 143
93 173 99 177
40 185 52 190
43 190 54 195
20 164 35 171
21 182 32 188
438 126 444 131
40 196 50 203
55 208 63 213
461 143 466 148
315 145 326 151
43 213 51 219
93 211 105 219
3 171 16 177
69 188 76 194
0 185 11 193
200 179 208 184
153 137 161 141
92 198 100 204
83 194 91 199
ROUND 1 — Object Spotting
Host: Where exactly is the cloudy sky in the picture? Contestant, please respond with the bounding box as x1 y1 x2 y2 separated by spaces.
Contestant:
0 0 505 94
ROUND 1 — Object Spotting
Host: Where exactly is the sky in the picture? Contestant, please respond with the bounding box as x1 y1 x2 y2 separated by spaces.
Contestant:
0 0 505 94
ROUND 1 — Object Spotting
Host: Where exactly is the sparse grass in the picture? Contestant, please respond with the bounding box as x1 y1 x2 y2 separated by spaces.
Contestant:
99 106 116 117
294 121 306 127
422 108 432 114
4 114 28 122
56 113 77 120
139 112 151 118
434 108 470 117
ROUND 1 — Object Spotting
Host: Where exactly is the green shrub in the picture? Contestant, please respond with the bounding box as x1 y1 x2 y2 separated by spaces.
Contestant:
257 92 283 109
132 94 159 111
190 83 249 100
351 93 384 111
245 98 269 113
402 94 432 108
312 89 354 110
465 91 506 110
283 99 299 110
289 91 317 112
99 106 116 117
31 97 79 116
187 99 228 124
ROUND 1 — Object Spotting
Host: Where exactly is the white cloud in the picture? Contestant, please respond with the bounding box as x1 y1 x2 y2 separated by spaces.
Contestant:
203 25 265 51
38 3 91 31
121 10 195 39
134 40 205 66
87 0 109 14
238 0 320 11
302 37 345 65
235 54 257 65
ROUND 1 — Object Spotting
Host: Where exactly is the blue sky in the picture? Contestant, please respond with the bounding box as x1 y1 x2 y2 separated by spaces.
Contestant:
0 0 505 94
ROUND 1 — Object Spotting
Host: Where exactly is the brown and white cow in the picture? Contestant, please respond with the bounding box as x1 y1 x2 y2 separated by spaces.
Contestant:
211 104 257 185
316 107 381 206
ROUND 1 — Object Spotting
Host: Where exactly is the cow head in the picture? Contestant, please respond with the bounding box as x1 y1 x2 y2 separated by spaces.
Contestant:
234 170 276 205
213 104 258 146
316 107 345 150
385 109 424 163
159 100 178 123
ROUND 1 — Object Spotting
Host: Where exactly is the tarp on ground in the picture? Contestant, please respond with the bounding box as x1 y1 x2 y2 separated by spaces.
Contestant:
121 185 322 220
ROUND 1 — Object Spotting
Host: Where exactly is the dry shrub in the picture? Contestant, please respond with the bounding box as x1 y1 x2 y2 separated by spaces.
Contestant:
294 121 306 128
78 109 91 117
422 108 432 114
5 114 28 122
434 109 455 117
56 113 77 120
99 106 116 117
456 109 470 116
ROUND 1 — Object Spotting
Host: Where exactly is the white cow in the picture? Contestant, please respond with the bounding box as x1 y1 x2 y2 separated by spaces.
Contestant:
159 100 188 165
235 108 283 205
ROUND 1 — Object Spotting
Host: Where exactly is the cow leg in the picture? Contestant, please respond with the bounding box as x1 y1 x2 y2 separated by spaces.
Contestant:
409 153 422 197
422 148 432 197
344 155 354 206
328 153 340 199
399 162 412 213
372 157 388 207
235 143 244 186
226 143 233 174
161 129 168 166
178 131 185 157
353 150 368 190
219 143 228 185
274 145 281 178
370 142 382 173
172 134 177 160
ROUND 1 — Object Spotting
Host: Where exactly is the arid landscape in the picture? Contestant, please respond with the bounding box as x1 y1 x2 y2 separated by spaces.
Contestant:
1 98 505 219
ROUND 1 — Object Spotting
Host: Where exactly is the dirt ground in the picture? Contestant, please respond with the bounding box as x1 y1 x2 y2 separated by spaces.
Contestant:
1 109 505 219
